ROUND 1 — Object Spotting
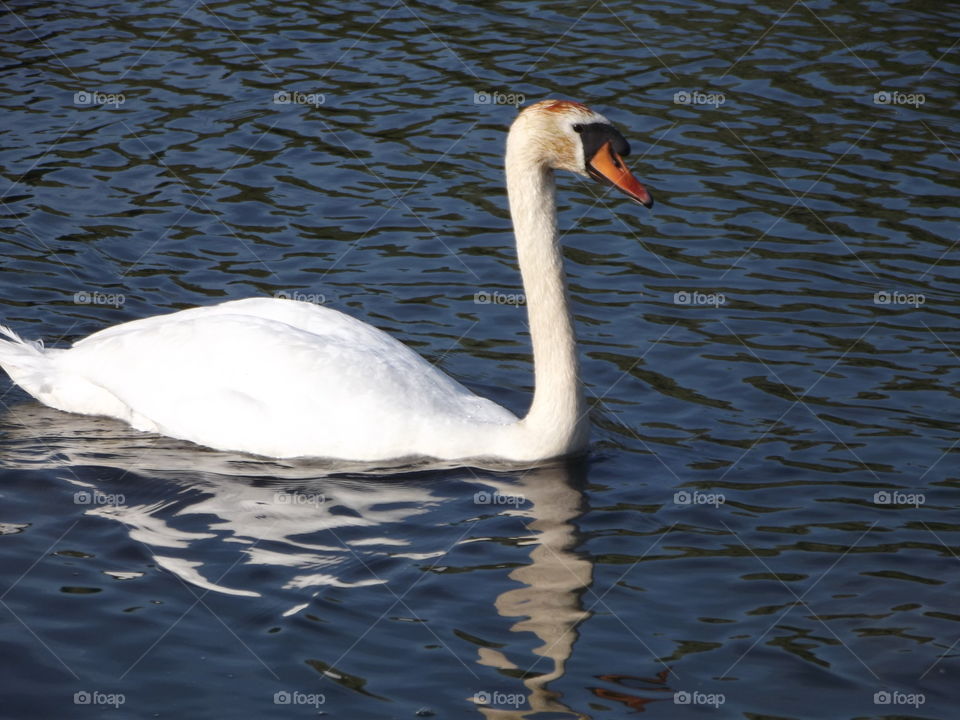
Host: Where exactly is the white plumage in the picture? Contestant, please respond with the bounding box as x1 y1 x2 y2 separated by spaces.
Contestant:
0 298 515 460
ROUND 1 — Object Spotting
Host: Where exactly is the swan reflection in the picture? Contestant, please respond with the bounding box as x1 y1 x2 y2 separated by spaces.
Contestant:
472 462 592 719
1 403 597 716
0 403 441 598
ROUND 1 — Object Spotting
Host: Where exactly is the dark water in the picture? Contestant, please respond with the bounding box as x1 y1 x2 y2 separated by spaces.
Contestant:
1 0 958 717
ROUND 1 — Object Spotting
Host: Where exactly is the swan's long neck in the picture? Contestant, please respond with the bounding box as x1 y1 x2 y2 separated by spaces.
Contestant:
505 135 589 455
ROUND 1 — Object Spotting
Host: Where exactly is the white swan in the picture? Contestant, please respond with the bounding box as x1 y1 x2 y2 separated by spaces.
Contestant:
0 99 652 464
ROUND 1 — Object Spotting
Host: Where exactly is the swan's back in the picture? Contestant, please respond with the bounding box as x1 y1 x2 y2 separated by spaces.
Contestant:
23 299 517 460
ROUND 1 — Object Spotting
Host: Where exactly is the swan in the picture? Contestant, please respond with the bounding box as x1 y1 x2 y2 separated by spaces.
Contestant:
0 99 652 464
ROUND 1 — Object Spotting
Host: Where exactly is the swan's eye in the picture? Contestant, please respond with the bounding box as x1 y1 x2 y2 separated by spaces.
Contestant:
572 124 584 134
577 123 627 166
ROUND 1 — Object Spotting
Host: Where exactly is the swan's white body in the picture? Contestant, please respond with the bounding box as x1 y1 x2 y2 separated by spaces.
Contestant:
0 100 651 463
0 299 517 460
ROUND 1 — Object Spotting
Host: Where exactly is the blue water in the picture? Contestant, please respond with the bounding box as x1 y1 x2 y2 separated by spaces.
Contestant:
0 0 958 717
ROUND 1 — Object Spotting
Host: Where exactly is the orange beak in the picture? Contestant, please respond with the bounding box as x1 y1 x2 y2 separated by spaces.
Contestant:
588 142 653 208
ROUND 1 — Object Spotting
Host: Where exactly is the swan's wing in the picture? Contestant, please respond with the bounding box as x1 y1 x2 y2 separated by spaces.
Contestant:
75 298 377 348
58 299 516 459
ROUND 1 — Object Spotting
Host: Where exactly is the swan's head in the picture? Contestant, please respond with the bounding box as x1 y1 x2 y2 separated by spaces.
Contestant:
508 99 653 208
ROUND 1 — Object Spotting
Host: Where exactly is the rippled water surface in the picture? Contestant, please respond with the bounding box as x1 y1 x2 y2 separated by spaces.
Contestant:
1 0 958 717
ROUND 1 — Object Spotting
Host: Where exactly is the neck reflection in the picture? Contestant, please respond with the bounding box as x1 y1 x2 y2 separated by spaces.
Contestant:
473 461 592 719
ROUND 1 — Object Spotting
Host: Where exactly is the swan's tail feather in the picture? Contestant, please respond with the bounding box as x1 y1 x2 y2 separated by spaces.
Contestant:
0 324 54 401
0 325 128 419
0 323 44 352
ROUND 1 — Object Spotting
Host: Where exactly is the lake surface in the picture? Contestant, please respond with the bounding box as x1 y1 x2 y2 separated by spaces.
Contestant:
0 0 958 717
